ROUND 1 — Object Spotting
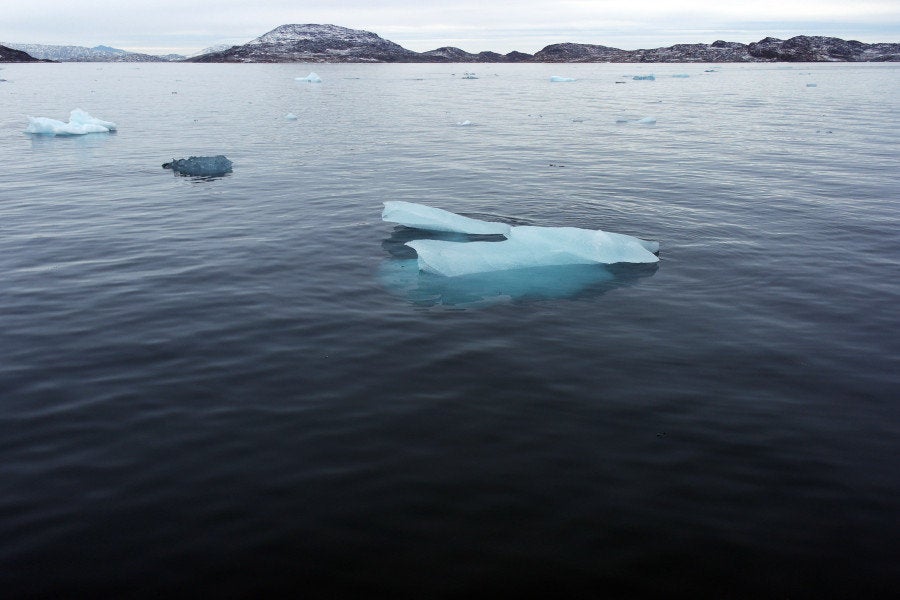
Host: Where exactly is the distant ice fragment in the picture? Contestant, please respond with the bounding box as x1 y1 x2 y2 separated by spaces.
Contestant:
461 72 478 79
162 155 233 176
632 74 655 80
382 202 659 277
456 120 474 126
25 109 116 135
550 76 576 82
297 72 322 83
285 113 298 120
671 74 690 78
806 83 817 87
383 201 510 235
615 116 657 124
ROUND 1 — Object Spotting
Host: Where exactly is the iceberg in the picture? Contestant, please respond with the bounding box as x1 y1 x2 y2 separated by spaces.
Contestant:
408 227 658 277
632 74 655 81
382 202 659 277
382 201 511 235
25 109 116 136
550 76 576 82
162 155 233 176
296 72 322 83
285 112 298 120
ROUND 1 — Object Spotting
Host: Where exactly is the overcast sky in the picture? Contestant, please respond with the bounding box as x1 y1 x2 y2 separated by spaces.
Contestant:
4 0 899 55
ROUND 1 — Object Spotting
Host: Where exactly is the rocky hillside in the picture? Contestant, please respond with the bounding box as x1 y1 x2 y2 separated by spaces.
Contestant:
189 24 419 63
189 27 900 63
418 47 533 63
747 36 900 61
10 26 899 63
2 42 183 62
533 36 899 62
0 44 45 62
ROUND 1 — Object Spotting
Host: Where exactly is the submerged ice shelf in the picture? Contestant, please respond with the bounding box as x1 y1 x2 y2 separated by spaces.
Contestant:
382 201 659 277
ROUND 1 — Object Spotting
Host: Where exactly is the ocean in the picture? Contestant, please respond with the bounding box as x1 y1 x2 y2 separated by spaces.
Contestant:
1 62 898 598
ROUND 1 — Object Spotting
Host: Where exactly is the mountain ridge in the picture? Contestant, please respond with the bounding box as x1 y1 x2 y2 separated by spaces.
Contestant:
1 42 184 62
186 24 900 63
4 24 899 63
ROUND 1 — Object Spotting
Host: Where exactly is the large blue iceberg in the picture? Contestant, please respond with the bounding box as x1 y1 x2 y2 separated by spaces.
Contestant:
382 201 659 277
26 109 116 135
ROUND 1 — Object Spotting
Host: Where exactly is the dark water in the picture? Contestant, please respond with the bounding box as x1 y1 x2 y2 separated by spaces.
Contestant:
1 62 898 598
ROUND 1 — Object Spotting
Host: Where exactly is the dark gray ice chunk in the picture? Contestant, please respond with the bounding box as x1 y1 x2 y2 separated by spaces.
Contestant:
162 155 232 176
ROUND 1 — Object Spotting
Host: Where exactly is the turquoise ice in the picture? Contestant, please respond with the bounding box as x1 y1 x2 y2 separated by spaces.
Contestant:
382 202 659 277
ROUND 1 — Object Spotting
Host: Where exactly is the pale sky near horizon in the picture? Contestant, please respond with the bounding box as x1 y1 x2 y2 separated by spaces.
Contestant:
3 0 899 56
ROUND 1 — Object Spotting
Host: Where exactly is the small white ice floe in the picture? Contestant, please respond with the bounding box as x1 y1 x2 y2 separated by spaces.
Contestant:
26 109 117 135
296 72 322 83
806 83 818 87
285 113 298 120
461 72 478 79
615 116 657 125
550 76 576 82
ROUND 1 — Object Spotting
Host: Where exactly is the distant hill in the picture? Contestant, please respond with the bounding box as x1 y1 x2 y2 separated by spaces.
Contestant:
187 25 900 63
0 44 46 62
9 26 900 63
188 24 419 63
1 42 184 62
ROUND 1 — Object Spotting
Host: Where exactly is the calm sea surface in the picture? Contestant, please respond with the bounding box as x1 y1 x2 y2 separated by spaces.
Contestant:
1 62 898 598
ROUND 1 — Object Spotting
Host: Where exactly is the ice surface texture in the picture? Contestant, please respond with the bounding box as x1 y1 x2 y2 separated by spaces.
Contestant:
383 201 511 235
162 155 233 176
296 72 322 83
25 109 116 135
382 202 658 277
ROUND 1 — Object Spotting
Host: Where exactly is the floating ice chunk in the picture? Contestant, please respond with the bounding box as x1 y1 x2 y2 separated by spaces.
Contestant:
297 72 322 83
632 74 655 80
456 120 474 126
383 202 658 277
550 76 576 82
615 116 657 124
407 226 658 277
25 109 117 135
285 113 298 120
806 83 817 87
671 74 690 78
461 72 478 79
383 201 510 235
162 155 233 176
